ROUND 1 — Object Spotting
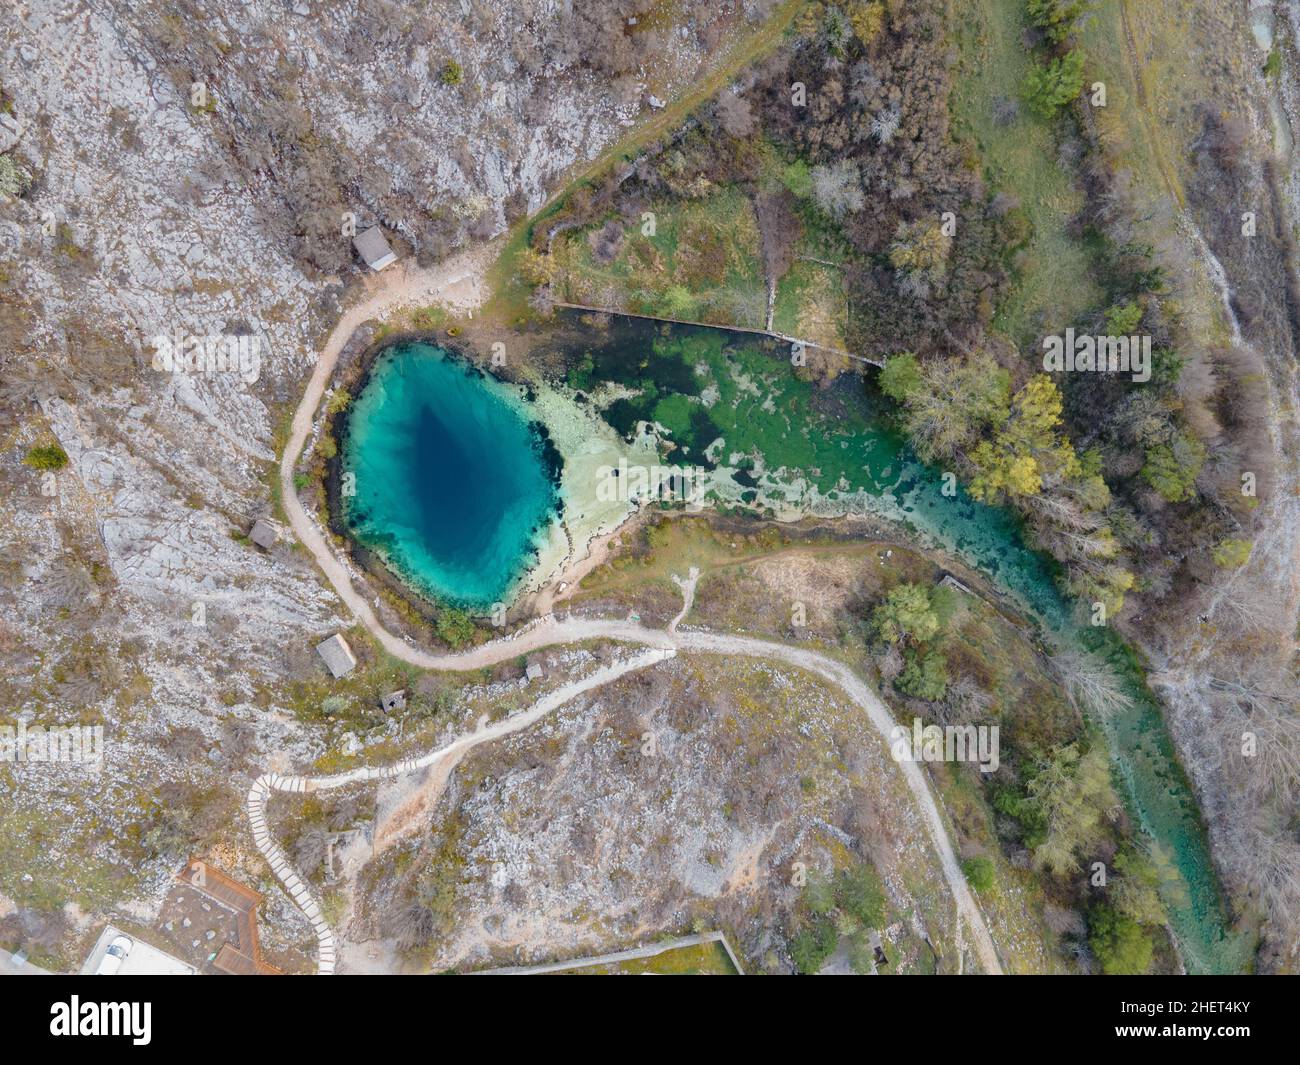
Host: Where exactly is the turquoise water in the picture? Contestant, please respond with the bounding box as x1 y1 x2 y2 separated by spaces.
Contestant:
565 317 1249 973
341 342 561 609
344 321 1248 972
568 318 1067 622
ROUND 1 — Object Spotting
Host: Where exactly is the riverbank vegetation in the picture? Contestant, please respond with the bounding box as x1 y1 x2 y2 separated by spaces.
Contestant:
864 575 1174 973
504 0 1273 653
568 516 1174 971
495 0 1283 971
518 0 1009 368
1053 0 1296 970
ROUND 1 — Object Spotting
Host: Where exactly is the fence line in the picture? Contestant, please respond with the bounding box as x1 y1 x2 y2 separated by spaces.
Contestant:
552 301 883 368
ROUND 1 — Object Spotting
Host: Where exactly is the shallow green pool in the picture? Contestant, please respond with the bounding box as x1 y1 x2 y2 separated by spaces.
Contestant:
343 317 1249 972
564 315 1250 973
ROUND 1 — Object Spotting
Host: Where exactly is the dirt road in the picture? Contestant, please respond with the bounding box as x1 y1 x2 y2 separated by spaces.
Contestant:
272 229 1001 977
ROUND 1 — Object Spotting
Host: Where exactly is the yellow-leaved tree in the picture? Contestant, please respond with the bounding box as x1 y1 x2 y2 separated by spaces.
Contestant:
969 374 1080 502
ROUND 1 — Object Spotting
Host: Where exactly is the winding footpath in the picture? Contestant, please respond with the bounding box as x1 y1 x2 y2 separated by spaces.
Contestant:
248 648 675 974
263 245 1003 976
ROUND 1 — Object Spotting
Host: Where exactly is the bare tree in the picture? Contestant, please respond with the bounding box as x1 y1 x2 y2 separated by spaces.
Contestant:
1048 644 1135 721
292 826 330 874
931 674 994 727
714 89 757 138
810 160 864 219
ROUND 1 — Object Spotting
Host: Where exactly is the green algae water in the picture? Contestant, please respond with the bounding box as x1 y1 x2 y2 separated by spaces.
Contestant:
343 317 1248 972
563 315 1251 974
342 342 561 609
566 316 1067 619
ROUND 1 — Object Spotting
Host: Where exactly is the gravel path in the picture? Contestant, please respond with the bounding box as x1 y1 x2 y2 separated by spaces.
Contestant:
248 648 674 974
269 243 1002 975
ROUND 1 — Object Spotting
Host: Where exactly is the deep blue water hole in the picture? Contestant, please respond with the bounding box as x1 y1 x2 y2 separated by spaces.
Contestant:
342 342 560 609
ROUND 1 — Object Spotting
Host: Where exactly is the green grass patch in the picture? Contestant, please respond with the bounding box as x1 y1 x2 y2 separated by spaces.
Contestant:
558 938 739 975
947 0 1100 344
1076 0 1193 213
772 259 847 347
482 0 808 324
554 185 766 327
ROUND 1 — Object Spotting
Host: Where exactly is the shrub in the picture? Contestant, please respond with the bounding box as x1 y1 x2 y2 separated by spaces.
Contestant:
1088 903 1154 975
0 153 32 198
849 1 887 43
516 248 556 287
1111 848 1166 926
1023 50 1085 119
440 60 463 86
878 352 924 403
889 220 951 281
789 916 838 974
1149 348 1184 389
320 694 349 716
1211 538 1252 568
435 607 476 648
1140 431 1206 502
897 646 949 701
1104 301 1143 335
836 864 886 927
871 582 940 645
804 874 836 915
1027 0 1092 43
659 284 696 319
961 856 996 893
23 444 69 470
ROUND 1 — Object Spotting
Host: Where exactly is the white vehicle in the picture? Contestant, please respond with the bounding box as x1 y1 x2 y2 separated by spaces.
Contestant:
95 934 133 975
